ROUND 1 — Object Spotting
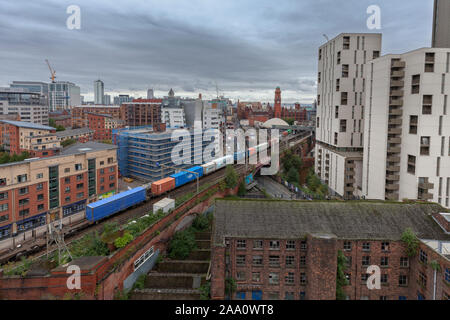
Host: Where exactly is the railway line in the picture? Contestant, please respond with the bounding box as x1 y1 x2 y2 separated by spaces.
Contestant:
0 132 311 266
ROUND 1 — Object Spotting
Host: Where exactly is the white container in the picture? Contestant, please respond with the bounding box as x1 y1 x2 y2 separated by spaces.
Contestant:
153 197 175 214
201 162 216 175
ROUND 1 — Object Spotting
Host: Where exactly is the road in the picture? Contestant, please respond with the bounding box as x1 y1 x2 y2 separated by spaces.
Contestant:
256 176 296 199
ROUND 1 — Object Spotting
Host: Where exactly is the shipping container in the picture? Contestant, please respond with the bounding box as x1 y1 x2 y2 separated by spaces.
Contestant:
201 162 216 175
85 187 146 222
151 177 176 195
213 155 233 170
245 173 254 185
153 198 175 214
170 166 204 187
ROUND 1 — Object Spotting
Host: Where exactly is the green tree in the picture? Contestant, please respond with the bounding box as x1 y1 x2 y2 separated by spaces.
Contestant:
336 250 349 300
283 118 295 125
287 167 299 184
61 139 77 147
224 165 238 189
237 180 247 196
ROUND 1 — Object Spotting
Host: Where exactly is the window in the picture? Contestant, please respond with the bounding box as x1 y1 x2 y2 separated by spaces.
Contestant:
286 256 295 267
76 174 83 181
19 187 28 195
399 275 408 287
269 256 280 267
418 271 427 287
336 79 340 92
75 163 82 171
362 242 371 251
419 250 428 264
344 241 351 251
373 51 380 59
64 168 70 173
19 209 29 217
300 256 306 267
345 273 351 285
285 272 295 285
362 274 369 282
285 292 294 300
343 36 350 50
237 240 246 249
108 157 114 164
36 173 43 179
420 137 430 155
362 256 370 266
76 183 84 190
253 255 263 266
408 155 416 174
76 192 84 199
0 192 7 200
286 240 295 249
337 51 341 64
269 273 279 285
400 257 409 268
269 240 280 250
342 64 349 78
300 273 307 285
253 240 263 249
64 177 70 184
252 272 260 282
109 166 115 172
422 95 433 114
341 92 348 105
109 183 115 188
445 268 450 283
236 255 246 266
0 204 8 212
18 198 29 206
412 74 420 94
381 274 388 285
236 271 246 281
100 169 105 174
300 240 307 251
340 119 347 132
100 161 104 166
380 257 389 267
381 242 390 251
37 204 44 211
65 186 70 193
346 256 352 268
235 291 246 300
268 292 279 300
17 174 27 183
65 196 71 202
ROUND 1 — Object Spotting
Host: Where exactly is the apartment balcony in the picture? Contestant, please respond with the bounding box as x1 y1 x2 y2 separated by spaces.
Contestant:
387 156 401 162
419 182 434 190
389 108 403 116
390 99 403 106
385 183 400 191
386 165 400 172
420 193 433 200
390 80 405 87
325 173 329 178
388 137 402 144
346 163 355 169
391 61 406 68
391 71 405 78
385 193 399 201
345 178 355 184
344 186 354 192
387 147 401 153
389 118 402 126
386 174 400 181
388 128 402 134
390 90 404 97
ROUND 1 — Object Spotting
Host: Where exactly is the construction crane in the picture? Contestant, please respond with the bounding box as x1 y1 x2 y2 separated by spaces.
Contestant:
45 59 56 83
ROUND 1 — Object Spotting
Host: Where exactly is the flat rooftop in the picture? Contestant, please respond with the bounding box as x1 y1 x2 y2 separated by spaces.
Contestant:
55 127 93 138
60 141 117 155
213 199 450 245
0 120 54 131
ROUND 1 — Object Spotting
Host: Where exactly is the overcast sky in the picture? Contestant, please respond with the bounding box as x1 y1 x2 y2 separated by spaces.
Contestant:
0 0 434 103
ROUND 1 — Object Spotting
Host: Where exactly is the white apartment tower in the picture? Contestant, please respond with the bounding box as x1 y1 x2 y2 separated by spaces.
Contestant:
94 80 105 105
363 47 450 208
315 33 382 199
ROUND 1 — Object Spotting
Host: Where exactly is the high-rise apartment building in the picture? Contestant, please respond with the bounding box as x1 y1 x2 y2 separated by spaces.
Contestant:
49 81 81 111
0 88 49 125
94 80 105 105
363 47 450 208
315 33 382 199
120 99 162 127
147 88 154 99
432 0 450 48
9 81 49 108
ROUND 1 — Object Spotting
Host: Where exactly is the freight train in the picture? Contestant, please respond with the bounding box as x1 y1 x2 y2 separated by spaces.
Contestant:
85 139 277 223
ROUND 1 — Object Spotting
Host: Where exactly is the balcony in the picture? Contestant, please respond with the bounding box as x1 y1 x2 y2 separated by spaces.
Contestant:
391 61 406 68
390 80 404 87
386 166 400 172
387 156 401 162
389 108 403 116
386 174 400 181
420 192 433 200
419 182 434 190
346 163 355 169
389 118 402 126
345 178 355 184
390 90 404 97
390 99 403 106
385 193 399 200
387 147 401 153
388 128 402 134
388 137 402 144
391 71 405 78
344 186 354 192
385 183 400 191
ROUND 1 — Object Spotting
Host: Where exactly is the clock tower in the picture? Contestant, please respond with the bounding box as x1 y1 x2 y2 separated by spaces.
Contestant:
274 87 282 118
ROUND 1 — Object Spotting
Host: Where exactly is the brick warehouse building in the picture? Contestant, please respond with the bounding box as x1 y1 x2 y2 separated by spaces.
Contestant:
88 113 124 141
0 142 118 243
71 105 121 128
211 200 450 300
120 98 162 127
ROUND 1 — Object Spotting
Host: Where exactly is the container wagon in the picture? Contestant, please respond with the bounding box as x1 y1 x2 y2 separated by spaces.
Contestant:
201 162 216 175
153 198 175 214
170 166 204 187
213 155 233 170
85 187 147 222
151 177 176 196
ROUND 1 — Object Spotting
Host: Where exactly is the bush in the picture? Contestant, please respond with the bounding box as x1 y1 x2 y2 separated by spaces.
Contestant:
132 274 147 290
401 228 419 257
192 214 210 232
224 165 238 189
225 277 237 296
114 232 134 249
168 229 197 260
61 139 77 147
199 282 211 300
237 180 246 196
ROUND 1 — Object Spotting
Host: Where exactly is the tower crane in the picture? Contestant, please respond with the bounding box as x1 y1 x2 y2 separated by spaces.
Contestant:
45 59 56 83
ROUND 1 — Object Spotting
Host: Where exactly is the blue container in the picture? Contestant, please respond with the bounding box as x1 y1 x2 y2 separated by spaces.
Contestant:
170 166 204 188
245 174 253 185
85 187 146 222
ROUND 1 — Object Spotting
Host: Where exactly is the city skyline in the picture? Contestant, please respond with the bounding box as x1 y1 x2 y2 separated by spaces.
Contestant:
0 0 434 103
